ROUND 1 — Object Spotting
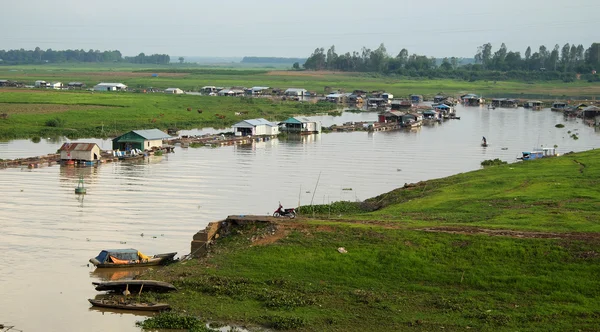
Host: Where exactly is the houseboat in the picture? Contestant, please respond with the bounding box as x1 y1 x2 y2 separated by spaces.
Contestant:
491 98 518 108
366 97 388 109
462 94 483 106
410 94 423 105
551 101 568 112
279 117 322 134
524 100 543 110
391 100 412 110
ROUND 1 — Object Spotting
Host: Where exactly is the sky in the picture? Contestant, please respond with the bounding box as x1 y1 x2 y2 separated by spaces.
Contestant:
1 0 598 59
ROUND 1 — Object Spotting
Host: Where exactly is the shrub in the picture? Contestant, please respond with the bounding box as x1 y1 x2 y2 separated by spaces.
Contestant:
481 159 508 167
555 124 565 128
45 118 65 127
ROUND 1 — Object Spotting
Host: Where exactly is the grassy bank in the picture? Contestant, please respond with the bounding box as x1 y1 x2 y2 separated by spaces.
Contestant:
1 64 600 99
0 89 336 139
140 150 600 331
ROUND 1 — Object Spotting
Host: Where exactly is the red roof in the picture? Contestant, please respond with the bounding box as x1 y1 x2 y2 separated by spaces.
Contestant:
59 143 99 152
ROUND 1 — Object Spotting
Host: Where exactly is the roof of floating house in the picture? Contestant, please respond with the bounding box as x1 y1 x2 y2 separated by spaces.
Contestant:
59 142 100 152
234 118 277 127
280 117 314 124
434 104 451 109
113 129 171 142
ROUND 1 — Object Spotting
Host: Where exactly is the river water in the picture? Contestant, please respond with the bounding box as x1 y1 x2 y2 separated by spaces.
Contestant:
0 105 599 331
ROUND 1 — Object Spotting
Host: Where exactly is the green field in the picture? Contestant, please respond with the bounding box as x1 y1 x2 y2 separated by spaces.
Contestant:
0 89 335 140
1 64 600 99
139 150 600 331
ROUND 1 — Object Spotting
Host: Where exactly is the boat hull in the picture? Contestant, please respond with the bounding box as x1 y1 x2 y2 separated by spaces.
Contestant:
88 299 170 311
90 252 176 268
93 280 177 293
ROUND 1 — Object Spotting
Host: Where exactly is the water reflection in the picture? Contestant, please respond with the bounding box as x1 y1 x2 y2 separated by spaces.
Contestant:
90 267 150 281
1 106 600 332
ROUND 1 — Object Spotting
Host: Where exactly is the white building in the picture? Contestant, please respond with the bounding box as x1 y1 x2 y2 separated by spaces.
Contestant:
164 88 184 94
47 82 62 89
58 143 101 162
34 80 47 88
233 118 279 136
201 86 217 94
93 83 128 91
284 88 308 96
218 88 245 96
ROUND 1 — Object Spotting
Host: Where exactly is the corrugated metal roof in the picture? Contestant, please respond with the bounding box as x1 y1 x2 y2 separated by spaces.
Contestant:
95 83 127 87
132 129 171 140
59 142 99 152
234 118 275 127
281 117 313 124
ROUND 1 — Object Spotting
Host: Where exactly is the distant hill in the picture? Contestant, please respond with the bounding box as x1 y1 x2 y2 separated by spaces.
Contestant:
241 57 307 64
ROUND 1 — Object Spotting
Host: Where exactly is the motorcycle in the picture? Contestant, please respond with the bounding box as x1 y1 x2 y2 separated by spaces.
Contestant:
273 203 296 219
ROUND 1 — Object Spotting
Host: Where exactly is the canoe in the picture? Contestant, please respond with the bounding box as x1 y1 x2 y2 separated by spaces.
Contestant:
93 280 177 293
88 299 170 311
89 249 177 268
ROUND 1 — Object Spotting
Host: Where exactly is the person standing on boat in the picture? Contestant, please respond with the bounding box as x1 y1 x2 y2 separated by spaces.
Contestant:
482 136 487 145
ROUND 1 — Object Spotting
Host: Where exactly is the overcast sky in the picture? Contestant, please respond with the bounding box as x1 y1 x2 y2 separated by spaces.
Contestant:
1 0 597 58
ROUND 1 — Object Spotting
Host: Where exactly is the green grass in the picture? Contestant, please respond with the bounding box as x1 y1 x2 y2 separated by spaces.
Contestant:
0 90 336 139
141 150 600 331
1 64 599 99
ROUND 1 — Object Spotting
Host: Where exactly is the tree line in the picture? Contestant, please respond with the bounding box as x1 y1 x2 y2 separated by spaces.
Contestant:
0 47 170 65
302 43 600 81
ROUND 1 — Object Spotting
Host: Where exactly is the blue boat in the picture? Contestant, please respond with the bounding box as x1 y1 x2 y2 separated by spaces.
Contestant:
89 249 176 268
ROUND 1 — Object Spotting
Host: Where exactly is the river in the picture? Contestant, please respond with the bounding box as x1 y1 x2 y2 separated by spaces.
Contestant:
0 105 599 331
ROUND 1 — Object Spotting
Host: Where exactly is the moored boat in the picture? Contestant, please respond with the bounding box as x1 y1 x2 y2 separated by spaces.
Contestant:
93 280 177 293
551 101 568 112
88 298 170 311
89 249 177 268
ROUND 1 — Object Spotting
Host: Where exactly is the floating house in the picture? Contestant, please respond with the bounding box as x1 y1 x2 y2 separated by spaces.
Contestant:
422 109 440 120
284 88 309 97
325 93 346 103
433 104 454 116
433 95 447 103
112 129 171 151
366 97 388 108
410 94 423 105
462 94 483 106
93 83 127 91
164 88 184 94
551 101 568 112
279 117 321 134
233 118 279 136
491 98 518 108
401 113 423 127
34 80 47 88
391 100 412 110
524 100 543 109
582 106 600 119
378 111 405 123
59 143 102 163
381 93 394 103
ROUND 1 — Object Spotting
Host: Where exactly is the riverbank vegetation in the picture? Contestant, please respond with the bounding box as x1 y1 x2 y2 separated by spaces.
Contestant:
303 42 600 82
0 90 336 139
141 149 600 331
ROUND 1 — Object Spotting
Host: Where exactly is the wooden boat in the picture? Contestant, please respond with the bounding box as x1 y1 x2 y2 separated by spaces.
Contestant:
88 299 170 311
89 249 177 268
93 280 177 293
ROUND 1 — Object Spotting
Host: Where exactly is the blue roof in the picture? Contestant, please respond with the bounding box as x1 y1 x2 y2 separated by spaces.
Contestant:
434 104 450 109
132 129 171 140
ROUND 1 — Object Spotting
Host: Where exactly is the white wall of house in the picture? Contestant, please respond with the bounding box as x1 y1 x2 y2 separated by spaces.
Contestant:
60 146 101 161
144 139 164 150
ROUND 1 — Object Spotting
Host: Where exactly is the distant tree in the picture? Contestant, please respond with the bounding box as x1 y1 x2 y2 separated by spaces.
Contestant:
440 58 453 71
292 62 300 70
178 57 184 64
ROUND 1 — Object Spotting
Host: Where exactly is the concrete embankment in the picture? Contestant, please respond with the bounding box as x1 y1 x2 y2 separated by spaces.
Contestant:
190 215 277 258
